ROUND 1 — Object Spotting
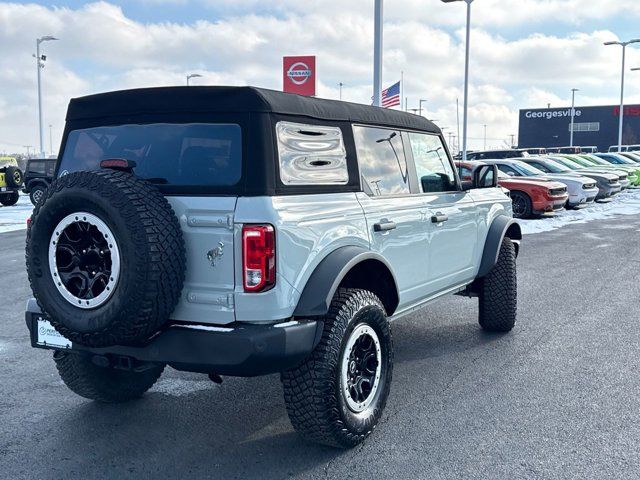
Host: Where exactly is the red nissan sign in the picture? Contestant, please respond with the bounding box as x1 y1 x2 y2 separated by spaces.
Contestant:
283 56 316 96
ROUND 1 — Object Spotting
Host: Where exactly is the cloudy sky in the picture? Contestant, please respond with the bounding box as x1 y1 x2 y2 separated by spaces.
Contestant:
1 0 640 155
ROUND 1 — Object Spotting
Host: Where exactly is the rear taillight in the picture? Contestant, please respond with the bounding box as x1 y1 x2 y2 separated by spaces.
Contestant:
242 225 275 292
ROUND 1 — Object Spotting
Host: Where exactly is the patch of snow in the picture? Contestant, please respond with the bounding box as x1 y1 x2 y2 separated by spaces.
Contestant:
273 320 299 328
0 195 33 233
151 378 214 396
175 324 234 333
519 189 640 235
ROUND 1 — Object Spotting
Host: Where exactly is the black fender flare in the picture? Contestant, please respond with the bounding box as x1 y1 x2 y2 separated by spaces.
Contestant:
294 246 399 317
25 179 50 192
477 216 522 278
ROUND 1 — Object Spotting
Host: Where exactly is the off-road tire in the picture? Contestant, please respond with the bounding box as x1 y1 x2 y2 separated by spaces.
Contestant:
0 191 19 206
510 191 533 219
5 166 23 188
54 351 164 403
29 184 47 206
281 288 393 448
478 237 517 332
26 170 186 348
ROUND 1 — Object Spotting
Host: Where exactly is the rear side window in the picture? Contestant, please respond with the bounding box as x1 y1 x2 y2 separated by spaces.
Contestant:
407 132 457 193
353 125 410 196
58 123 242 187
276 121 348 185
29 161 55 176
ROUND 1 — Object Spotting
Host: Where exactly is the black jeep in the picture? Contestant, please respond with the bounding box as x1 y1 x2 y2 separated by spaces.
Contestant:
23 158 57 205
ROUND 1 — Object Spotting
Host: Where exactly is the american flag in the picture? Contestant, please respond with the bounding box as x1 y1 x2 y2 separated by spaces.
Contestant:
381 81 401 108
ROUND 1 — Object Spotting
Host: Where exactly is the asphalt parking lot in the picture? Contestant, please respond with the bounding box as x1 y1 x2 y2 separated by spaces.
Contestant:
1 212 640 480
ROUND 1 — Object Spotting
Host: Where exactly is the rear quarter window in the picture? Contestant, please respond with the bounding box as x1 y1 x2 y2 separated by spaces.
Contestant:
57 123 242 187
276 121 348 185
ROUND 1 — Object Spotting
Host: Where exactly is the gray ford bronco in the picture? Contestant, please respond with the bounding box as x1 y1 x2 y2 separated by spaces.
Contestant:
25 86 521 448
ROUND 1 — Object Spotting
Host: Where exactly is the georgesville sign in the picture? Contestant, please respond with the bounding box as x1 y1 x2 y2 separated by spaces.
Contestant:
519 104 640 151
283 56 316 96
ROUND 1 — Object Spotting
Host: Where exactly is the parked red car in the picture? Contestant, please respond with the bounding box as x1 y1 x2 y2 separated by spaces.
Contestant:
457 161 569 218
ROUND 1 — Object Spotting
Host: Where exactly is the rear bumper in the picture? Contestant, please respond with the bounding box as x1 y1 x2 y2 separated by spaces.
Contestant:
25 299 321 377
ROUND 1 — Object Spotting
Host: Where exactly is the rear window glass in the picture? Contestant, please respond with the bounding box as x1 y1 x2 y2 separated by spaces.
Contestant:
58 123 241 186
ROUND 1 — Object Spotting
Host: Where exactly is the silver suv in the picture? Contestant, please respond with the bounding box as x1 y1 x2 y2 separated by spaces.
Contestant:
25 87 521 448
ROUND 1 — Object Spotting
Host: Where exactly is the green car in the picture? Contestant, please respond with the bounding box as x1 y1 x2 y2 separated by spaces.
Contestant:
591 153 640 186
557 154 638 188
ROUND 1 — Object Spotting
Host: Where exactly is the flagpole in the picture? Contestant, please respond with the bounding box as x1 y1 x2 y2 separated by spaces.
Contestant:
456 98 461 154
400 71 404 111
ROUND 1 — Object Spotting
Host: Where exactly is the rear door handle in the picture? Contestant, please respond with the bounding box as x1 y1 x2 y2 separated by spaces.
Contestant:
373 220 397 232
431 213 449 223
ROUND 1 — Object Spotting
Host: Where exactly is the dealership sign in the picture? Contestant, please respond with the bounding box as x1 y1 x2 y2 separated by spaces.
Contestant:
524 109 582 120
283 56 316 96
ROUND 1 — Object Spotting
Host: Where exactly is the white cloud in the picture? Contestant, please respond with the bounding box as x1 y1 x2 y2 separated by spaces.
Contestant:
0 1 639 155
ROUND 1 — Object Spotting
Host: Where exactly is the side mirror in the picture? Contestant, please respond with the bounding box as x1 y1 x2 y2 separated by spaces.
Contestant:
463 164 498 190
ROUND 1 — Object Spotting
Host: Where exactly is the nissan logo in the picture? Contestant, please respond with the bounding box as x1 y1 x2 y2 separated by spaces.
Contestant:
287 62 312 85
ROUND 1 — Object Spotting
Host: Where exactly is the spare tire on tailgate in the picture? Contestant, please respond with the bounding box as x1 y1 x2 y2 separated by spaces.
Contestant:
26 170 186 347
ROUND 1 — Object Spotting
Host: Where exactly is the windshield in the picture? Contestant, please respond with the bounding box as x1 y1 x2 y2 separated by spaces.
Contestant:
550 156 582 170
539 159 571 173
510 161 547 177
583 155 608 166
563 155 590 167
609 154 634 165
58 123 242 187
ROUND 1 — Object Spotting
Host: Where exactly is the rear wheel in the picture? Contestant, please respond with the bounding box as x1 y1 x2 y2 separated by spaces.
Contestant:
0 191 19 206
54 351 164 403
510 191 532 219
478 238 517 332
281 288 393 448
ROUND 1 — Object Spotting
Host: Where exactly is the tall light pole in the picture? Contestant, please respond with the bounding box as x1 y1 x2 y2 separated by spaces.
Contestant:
339 82 344 100
442 0 473 160
35 36 58 157
418 99 427 117
49 124 53 156
186 73 202 86
569 88 579 147
373 0 383 107
483 124 487 150
604 39 640 152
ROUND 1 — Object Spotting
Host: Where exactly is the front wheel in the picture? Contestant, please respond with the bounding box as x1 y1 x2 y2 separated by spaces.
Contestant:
281 288 393 448
478 238 517 332
510 191 532 219
54 351 164 403
29 185 47 205
0 191 19 206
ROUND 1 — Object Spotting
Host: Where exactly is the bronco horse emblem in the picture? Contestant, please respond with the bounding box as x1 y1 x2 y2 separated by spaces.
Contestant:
207 242 225 267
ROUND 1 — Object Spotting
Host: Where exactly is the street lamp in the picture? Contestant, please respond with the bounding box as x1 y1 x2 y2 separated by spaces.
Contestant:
373 0 383 107
604 39 640 152
186 73 202 86
569 88 579 147
49 124 53 156
339 82 344 100
35 35 58 157
442 0 473 161
418 99 427 117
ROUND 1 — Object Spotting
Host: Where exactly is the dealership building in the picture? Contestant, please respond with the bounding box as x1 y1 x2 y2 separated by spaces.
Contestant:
518 104 640 152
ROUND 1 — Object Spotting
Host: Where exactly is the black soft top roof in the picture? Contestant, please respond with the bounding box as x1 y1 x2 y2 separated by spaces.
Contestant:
66 86 440 134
